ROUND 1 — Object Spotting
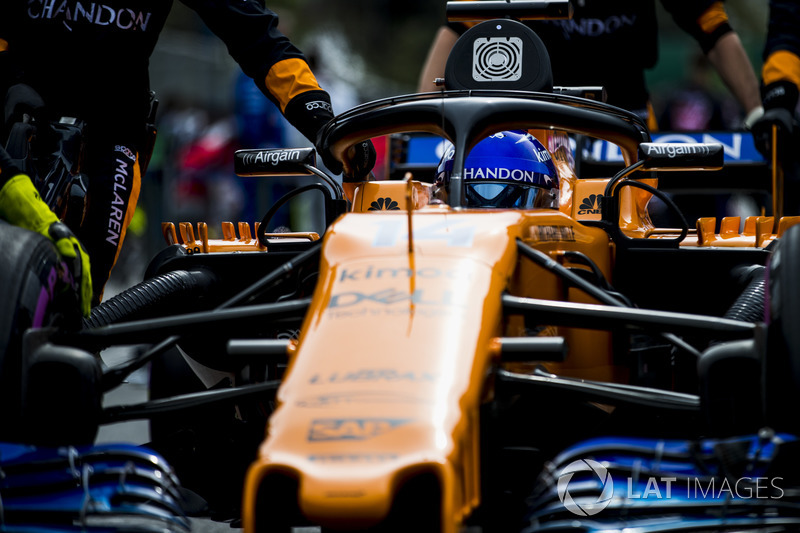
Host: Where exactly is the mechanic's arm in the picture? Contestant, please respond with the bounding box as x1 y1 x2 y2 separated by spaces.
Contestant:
706 31 763 126
663 0 762 128
180 0 374 180
751 0 800 159
417 26 459 93
0 146 92 317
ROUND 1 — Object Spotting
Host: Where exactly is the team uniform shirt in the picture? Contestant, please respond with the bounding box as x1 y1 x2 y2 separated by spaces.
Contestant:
449 0 733 112
0 0 333 303
0 0 331 142
762 0 800 100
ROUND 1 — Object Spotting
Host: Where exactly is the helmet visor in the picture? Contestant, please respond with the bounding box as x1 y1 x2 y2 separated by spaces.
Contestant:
465 182 557 209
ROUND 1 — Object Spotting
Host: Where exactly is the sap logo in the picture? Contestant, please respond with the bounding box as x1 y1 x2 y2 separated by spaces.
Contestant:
373 219 475 247
328 288 461 308
578 194 602 215
308 418 411 442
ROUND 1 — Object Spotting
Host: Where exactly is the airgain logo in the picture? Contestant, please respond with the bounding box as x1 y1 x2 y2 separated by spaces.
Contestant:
557 459 614 516
578 194 602 216
369 197 400 211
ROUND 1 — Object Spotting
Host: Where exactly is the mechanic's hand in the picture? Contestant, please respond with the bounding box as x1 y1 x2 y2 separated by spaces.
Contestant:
48 222 93 318
317 139 377 182
0 173 93 317
752 107 797 161
342 139 377 182
752 80 800 161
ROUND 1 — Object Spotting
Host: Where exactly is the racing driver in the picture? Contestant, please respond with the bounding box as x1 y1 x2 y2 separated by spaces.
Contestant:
0 0 375 308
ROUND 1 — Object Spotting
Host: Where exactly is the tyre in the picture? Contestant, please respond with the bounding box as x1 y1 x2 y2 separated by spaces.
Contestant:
764 223 800 432
0 220 81 440
148 345 263 520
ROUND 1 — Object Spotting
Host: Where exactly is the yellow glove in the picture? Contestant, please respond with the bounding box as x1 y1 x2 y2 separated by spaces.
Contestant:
0 174 92 317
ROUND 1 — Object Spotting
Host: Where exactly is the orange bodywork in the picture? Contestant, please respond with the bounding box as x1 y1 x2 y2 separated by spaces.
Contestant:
241 193 616 532
158 172 793 532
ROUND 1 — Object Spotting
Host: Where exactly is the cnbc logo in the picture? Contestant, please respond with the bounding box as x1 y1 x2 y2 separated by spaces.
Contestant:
578 194 602 216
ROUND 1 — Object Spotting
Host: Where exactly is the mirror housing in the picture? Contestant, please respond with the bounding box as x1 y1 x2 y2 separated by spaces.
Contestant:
234 147 316 177
638 142 724 171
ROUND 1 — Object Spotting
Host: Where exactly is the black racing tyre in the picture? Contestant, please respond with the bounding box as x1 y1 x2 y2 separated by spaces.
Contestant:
765 223 800 432
0 220 81 439
148 346 262 520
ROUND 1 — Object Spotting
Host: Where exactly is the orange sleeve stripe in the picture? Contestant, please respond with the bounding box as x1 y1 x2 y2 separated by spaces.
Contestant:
763 49 800 89
697 1 728 34
0 39 8 52
265 58 323 113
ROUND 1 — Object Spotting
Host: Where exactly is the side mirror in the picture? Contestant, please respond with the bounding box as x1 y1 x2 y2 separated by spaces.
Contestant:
637 142 724 171
234 147 317 177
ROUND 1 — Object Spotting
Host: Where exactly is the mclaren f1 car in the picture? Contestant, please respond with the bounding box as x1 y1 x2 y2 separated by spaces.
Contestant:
3 1 800 533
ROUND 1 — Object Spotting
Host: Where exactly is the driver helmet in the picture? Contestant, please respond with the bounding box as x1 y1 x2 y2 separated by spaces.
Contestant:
436 130 559 208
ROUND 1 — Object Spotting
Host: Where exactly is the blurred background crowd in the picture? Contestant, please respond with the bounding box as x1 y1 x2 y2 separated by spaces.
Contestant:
110 0 770 291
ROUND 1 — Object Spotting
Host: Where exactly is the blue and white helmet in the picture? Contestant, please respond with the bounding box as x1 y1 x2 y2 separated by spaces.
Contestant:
436 130 559 208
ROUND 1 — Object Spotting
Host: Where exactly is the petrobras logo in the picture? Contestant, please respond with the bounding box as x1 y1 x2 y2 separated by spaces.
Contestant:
557 459 614 516
27 0 153 32
115 145 136 162
464 166 555 186
305 100 333 113
241 148 303 166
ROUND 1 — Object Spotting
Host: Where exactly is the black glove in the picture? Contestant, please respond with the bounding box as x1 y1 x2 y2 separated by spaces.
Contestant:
752 81 800 160
340 139 377 182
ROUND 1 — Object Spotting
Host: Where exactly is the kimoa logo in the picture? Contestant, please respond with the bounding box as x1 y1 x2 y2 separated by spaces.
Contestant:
557 459 614 516
578 194 602 215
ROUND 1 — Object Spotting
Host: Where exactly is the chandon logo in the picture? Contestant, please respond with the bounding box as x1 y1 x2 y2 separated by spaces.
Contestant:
28 1 153 32
578 194 602 215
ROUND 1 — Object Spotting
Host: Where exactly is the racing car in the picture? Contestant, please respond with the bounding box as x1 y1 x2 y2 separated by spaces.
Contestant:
3 1 800 532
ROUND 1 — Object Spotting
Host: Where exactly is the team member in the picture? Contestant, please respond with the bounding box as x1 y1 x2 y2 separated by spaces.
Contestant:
752 0 800 160
418 0 762 131
0 144 91 317
0 0 374 306
752 0 800 215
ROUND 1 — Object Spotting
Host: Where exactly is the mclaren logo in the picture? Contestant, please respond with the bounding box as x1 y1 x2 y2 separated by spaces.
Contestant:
241 149 302 166
308 418 411 442
578 194 602 215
